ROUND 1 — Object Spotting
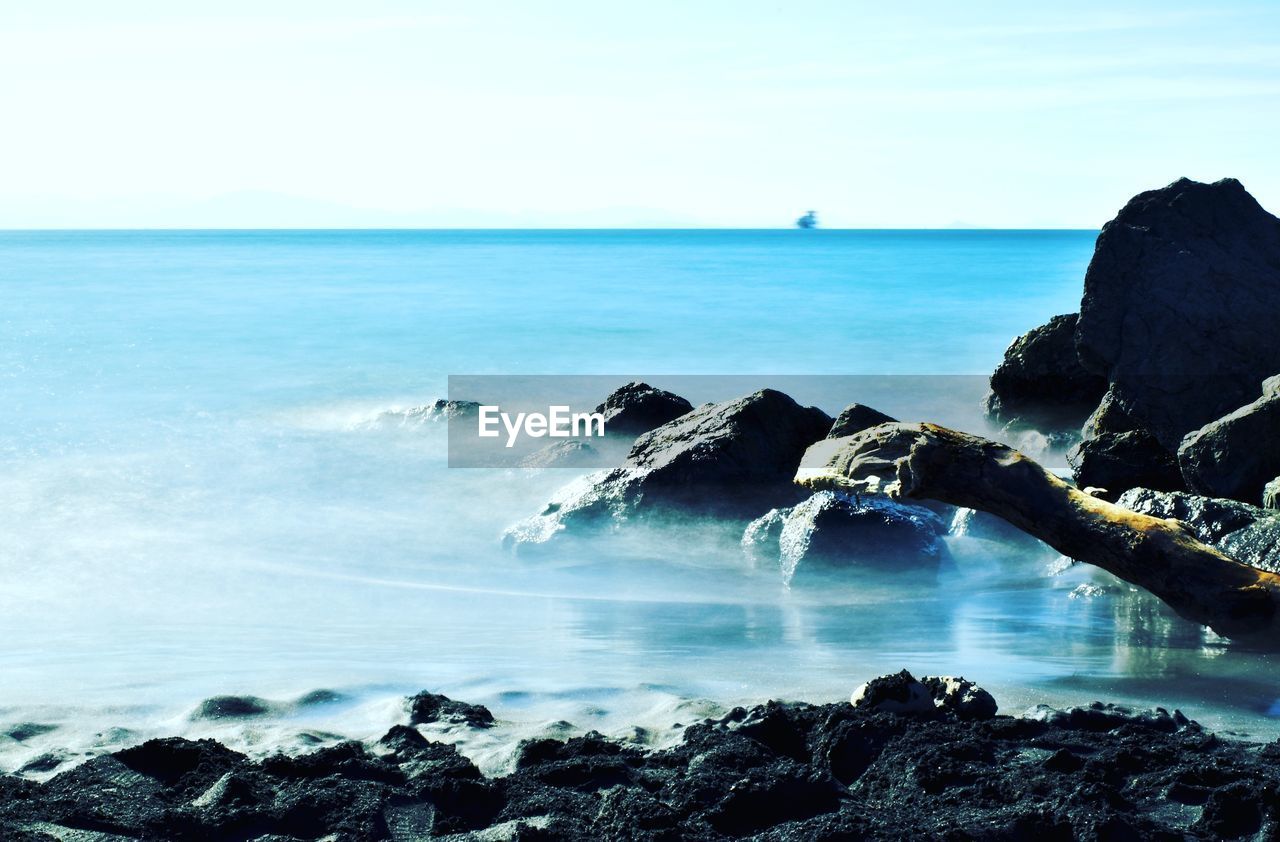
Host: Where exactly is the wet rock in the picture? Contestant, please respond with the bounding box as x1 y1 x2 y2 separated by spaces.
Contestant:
1076 178 1280 448
984 313 1107 434
518 440 601 469
1116 487 1280 572
1265 477 1280 511
851 671 996 720
1178 375 1280 504
592 381 693 437
744 491 948 584
376 398 482 427
1066 429 1184 500
1024 702 1197 733
828 403 896 438
191 695 276 720
504 390 832 546
407 692 495 729
4 724 58 743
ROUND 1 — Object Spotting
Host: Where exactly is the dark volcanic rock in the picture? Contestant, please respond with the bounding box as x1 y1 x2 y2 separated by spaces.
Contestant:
984 313 1107 434
593 381 693 437
1066 429 1185 500
5 687 1280 840
1116 487 1280 573
851 671 997 720
407 692 495 729
1076 178 1280 448
504 389 832 546
828 403 897 438
742 491 948 583
1178 375 1280 504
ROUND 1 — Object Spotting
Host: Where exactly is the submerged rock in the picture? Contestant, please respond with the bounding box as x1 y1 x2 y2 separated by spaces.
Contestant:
850 670 996 720
593 381 693 437
827 403 896 439
744 491 948 584
1066 429 1184 500
1178 375 1280 504
984 313 1107 435
1025 702 1197 733
1076 178 1280 449
1116 487 1280 573
504 390 832 546
518 439 601 469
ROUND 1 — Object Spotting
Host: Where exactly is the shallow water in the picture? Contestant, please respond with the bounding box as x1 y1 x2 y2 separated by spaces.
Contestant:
3 229 1279 776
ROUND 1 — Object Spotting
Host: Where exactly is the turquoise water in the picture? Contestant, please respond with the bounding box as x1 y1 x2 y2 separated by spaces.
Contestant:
5 229 1278 774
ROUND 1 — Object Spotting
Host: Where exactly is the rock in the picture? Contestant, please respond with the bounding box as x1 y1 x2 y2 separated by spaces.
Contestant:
1178 376 1280 504
1116 487 1280 573
407 692 495 729
984 313 1107 434
518 440 601 469
1024 702 1197 733
1076 178 1280 449
743 491 948 584
1265 477 1280 511
504 390 832 546
378 399 481 426
850 671 996 720
593 382 693 437
1066 429 1184 500
191 695 276 720
828 403 896 439
948 508 1050 552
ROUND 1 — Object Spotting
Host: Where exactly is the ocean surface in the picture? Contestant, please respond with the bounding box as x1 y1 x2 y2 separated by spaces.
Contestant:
4 229 1279 776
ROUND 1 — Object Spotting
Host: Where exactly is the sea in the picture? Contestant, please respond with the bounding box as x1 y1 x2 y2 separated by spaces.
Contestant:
3 229 1278 776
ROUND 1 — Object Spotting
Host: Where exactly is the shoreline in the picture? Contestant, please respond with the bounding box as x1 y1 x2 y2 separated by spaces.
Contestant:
1 679 1274 840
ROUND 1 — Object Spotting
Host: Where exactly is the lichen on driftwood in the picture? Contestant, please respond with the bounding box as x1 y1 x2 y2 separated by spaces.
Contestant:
797 422 1280 641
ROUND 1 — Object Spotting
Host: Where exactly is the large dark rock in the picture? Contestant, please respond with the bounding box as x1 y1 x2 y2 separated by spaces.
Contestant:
504 390 832 546
1116 487 1280 573
742 491 948 584
1178 375 1280 504
1066 429 1184 500
850 671 997 721
984 313 1107 434
1076 178 1280 448
593 381 693 437
407 692 495 729
828 403 897 439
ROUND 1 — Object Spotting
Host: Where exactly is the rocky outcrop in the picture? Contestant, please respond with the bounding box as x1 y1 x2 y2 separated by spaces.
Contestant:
1076 178 1280 448
504 390 832 547
1116 487 1280 574
828 403 897 439
1266 478 1280 511
1178 375 1280 504
742 491 948 583
378 398 481 426
9 687 1280 840
1066 430 1184 500
593 381 693 437
983 313 1107 434
407 692 495 729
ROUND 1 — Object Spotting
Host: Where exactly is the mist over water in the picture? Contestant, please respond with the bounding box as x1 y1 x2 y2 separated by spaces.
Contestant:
4 229 1278 776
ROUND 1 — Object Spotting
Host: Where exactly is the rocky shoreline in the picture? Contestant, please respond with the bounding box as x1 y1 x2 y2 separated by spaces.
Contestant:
1 679 1276 840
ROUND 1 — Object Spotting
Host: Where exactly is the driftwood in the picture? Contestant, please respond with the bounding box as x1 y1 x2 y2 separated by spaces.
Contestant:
796 422 1280 641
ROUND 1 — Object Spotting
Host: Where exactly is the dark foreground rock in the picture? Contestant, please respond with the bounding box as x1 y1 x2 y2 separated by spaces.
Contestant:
1116 487 1280 574
1076 177 1280 449
742 491 948 584
1066 429 1185 500
984 313 1107 435
593 382 694 437
504 390 832 547
5 682 1279 841
1178 375 1280 505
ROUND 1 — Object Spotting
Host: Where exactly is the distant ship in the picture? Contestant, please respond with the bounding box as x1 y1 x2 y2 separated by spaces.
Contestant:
795 210 818 229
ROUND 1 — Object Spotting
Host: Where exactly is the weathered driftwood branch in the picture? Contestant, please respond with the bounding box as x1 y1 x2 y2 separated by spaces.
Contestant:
796 422 1280 641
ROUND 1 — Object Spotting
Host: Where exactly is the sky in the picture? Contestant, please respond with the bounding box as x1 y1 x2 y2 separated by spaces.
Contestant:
2 1 1279 228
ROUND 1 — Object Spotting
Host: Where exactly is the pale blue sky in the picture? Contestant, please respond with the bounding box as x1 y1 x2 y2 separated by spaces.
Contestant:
3 1 1279 227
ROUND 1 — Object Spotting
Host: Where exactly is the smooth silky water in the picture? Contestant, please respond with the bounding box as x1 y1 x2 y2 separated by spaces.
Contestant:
3 230 1277 775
